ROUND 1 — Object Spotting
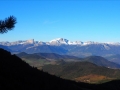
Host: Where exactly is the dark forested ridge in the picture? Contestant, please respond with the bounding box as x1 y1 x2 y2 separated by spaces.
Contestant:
1 48 120 90
0 48 82 90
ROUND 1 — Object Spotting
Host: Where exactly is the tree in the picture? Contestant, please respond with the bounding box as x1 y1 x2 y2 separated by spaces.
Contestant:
0 16 17 34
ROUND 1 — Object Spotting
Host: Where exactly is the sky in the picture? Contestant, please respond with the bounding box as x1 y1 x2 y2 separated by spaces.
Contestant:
0 0 120 42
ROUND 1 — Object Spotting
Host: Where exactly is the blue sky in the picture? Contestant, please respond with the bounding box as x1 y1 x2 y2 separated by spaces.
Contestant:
0 0 120 42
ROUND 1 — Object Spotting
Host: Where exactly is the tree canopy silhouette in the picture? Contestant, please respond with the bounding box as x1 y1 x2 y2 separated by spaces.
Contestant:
0 16 16 34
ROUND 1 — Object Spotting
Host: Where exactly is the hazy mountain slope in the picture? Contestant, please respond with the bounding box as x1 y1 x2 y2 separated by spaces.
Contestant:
0 45 12 52
16 52 46 60
24 45 68 54
105 54 120 64
16 52 81 67
16 52 53 68
8 44 34 52
67 44 120 57
9 44 67 54
17 52 81 60
34 53 80 60
83 56 120 69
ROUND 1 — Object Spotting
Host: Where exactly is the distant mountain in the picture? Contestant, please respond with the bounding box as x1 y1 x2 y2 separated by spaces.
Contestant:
67 44 120 57
0 45 12 52
16 52 46 60
17 52 80 60
1 38 120 46
83 56 120 69
10 45 68 54
1 38 120 58
16 52 29 57
16 52 81 68
17 52 120 69
105 54 120 64
34 53 81 60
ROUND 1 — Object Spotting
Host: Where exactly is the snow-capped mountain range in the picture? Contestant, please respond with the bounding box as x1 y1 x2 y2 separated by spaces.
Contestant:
0 38 120 46
1 38 120 58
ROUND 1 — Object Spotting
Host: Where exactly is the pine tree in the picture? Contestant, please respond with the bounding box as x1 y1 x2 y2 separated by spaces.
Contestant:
0 16 17 33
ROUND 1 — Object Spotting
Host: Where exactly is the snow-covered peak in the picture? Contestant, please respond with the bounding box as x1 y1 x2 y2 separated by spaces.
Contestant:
49 38 69 45
49 38 85 45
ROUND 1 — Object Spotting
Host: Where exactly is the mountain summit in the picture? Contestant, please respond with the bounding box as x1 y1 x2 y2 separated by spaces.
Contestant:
50 38 69 45
49 38 84 45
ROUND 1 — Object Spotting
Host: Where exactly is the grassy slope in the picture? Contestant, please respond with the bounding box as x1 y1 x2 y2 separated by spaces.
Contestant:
42 62 120 83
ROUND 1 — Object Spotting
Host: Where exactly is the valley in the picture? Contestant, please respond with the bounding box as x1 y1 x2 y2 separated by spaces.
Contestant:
1 44 120 89
1 38 120 86
16 52 120 84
